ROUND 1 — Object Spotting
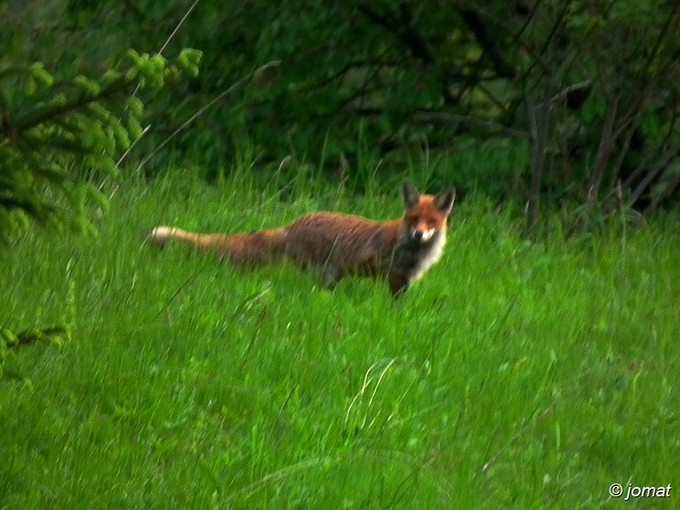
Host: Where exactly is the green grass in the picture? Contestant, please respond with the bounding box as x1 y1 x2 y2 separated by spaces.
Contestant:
1 173 679 509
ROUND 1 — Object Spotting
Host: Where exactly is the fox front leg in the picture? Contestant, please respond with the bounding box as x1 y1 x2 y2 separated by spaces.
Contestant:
388 271 409 298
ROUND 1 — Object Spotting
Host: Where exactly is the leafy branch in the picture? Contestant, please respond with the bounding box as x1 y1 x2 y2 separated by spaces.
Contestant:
0 48 201 241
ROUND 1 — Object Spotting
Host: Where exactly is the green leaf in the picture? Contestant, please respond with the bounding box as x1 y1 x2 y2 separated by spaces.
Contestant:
28 62 54 88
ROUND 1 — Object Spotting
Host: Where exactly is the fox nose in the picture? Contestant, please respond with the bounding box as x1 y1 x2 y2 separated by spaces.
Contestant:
412 230 423 241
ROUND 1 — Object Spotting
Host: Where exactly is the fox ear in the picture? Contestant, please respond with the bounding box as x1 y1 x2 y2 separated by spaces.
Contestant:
435 188 456 216
402 182 420 209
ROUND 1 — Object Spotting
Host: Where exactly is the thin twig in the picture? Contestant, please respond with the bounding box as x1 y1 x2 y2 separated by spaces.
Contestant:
117 0 202 167
136 60 280 171
159 0 201 55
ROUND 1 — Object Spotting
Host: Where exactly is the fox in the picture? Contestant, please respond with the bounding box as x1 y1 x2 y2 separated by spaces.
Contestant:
147 182 455 297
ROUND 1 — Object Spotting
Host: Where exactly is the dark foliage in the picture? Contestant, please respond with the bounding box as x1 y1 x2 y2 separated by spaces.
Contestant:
4 0 680 232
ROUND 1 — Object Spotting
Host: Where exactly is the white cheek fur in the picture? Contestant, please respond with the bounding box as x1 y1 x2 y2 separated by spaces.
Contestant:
420 228 435 241
409 226 436 242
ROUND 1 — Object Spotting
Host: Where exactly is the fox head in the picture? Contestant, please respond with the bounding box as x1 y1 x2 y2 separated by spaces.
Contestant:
402 182 456 244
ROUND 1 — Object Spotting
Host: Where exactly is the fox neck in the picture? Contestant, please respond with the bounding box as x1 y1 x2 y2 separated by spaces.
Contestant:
393 225 446 281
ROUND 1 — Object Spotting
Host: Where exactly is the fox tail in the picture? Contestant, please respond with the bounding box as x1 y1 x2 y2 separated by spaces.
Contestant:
147 226 287 266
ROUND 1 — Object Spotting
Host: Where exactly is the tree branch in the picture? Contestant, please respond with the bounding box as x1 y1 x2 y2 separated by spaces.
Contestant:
456 7 515 79
356 4 434 64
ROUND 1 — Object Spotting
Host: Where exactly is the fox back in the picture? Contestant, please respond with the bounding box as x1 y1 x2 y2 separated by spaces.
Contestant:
148 182 455 297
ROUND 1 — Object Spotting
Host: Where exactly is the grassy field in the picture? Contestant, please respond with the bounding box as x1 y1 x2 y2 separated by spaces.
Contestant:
1 173 679 509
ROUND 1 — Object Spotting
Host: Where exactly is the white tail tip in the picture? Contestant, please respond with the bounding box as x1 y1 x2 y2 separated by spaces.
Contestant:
149 226 177 244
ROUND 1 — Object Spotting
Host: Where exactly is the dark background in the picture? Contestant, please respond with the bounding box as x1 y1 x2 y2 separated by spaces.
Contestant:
3 0 680 230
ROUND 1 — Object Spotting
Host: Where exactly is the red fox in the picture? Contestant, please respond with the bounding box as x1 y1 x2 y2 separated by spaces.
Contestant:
148 182 455 296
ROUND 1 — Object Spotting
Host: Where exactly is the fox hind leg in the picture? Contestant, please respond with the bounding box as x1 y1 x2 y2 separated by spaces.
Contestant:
321 264 343 289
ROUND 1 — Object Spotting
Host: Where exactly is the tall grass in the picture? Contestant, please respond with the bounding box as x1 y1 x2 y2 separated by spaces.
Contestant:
1 170 679 508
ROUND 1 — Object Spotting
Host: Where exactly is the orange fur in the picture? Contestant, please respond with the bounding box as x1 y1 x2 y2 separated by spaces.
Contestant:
148 183 455 296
